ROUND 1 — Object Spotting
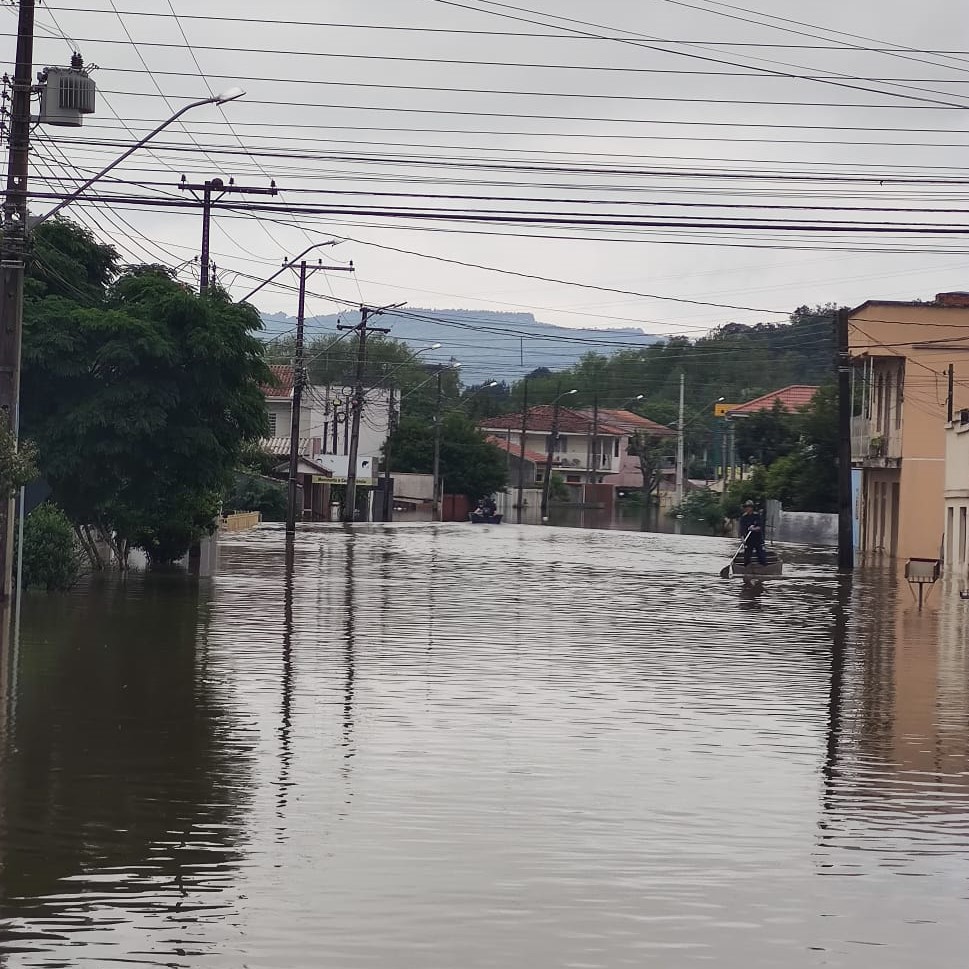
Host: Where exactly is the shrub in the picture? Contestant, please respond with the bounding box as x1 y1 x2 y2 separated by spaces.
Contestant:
675 488 726 534
17 503 81 591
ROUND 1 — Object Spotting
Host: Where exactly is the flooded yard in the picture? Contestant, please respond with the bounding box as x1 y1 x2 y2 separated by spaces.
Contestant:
1 523 968 967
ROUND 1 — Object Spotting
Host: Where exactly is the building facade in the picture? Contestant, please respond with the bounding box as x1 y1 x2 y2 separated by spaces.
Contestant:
849 293 969 561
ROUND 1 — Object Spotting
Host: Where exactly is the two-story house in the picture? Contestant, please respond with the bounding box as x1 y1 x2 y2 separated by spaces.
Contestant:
261 365 392 477
479 406 626 498
849 292 969 560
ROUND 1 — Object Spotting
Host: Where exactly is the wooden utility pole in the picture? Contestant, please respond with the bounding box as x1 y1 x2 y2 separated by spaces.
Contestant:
516 379 528 524
674 372 685 505
178 176 278 292
432 368 444 522
0 0 35 599
836 308 854 572
947 363 954 423
340 306 396 523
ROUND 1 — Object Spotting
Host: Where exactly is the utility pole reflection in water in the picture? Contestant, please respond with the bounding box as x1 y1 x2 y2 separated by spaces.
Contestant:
342 537 356 787
276 535 295 836
820 573 851 843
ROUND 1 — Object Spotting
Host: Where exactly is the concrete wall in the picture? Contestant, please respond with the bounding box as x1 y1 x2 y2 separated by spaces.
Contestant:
944 419 969 573
776 510 837 546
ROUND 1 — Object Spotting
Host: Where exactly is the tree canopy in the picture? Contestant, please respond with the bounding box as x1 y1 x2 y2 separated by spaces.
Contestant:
22 219 272 564
387 413 507 499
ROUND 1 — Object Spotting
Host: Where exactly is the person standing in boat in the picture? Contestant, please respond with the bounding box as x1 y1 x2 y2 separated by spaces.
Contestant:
739 500 767 567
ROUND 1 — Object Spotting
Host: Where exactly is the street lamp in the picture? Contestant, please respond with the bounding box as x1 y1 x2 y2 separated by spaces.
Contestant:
37 88 247 227
431 362 462 522
541 388 578 521
0 85 248 601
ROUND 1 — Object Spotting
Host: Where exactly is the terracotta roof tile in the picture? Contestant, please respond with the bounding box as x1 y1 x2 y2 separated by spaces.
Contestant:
582 408 676 437
261 364 294 398
727 385 819 416
480 405 625 435
485 434 547 464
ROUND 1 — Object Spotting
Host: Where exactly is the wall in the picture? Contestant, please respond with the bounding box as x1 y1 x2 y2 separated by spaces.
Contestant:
943 420 969 573
849 303 969 560
775 511 837 546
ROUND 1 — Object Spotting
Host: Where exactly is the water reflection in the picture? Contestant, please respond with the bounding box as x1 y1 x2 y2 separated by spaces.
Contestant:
0 576 252 963
2 526 969 967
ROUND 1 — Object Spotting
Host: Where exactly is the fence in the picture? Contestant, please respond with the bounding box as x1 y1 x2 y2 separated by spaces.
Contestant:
219 511 262 532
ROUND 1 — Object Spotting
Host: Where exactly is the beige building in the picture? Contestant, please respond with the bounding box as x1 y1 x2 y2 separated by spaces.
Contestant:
849 292 969 560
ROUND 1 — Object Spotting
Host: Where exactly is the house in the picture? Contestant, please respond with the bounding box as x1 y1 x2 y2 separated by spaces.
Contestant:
479 406 626 499
724 385 820 418
576 408 676 495
849 292 969 560
484 433 547 487
259 365 393 520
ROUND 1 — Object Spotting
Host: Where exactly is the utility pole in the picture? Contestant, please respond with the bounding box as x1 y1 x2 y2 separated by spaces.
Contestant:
381 388 396 522
178 176 278 293
516 378 528 524
340 305 397 523
674 372 685 506
432 368 444 522
947 363 954 423
0 0 35 600
836 308 854 572
284 259 353 533
540 386 577 519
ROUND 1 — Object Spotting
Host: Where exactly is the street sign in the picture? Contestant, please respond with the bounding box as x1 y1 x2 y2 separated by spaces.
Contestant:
714 402 741 417
328 476 376 486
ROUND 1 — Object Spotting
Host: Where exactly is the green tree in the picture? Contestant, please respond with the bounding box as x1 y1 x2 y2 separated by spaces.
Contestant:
733 402 799 466
22 220 272 566
627 430 675 503
387 412 507 499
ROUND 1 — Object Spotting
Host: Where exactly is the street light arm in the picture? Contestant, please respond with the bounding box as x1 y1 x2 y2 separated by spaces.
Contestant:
34 89 246 228
239 241 342 303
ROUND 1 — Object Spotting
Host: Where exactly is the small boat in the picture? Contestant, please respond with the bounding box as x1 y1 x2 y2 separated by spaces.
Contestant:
469 511 502 524
730 545 783 577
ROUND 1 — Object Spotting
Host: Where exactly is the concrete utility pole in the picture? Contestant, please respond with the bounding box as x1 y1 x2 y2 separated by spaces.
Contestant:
283 258 353 533
0 0 35 600
178 176 278 293
340 305 398 523
381 388 396 522
432 369 444 521
516 378 528 524
540 387 577 520
674 372 685 506
836 308 854 572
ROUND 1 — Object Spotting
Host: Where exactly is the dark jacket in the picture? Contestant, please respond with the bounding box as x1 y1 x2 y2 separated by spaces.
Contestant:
739 510 764 542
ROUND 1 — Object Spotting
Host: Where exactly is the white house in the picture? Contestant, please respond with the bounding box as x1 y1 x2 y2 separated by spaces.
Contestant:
944 408 969 572
261 364 391 475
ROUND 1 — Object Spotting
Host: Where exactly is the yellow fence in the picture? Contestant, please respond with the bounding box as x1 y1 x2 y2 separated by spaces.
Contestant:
219 511 262 532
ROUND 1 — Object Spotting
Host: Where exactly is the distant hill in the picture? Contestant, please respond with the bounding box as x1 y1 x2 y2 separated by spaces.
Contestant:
258 307 659 384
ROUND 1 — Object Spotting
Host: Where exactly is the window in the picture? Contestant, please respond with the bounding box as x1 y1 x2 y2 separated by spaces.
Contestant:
566 474 580 483
960 507 967 564
267 409 277 435
535 470 544 482
614 438 620 457
556 434 568 453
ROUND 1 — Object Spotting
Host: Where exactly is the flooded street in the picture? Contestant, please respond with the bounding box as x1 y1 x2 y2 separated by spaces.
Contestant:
2 524 968 967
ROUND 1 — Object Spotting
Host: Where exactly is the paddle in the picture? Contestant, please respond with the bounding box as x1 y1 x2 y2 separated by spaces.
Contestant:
719 531 750 579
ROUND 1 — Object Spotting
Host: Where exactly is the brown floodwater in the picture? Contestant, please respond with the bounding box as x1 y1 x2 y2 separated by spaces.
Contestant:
1 523 968 968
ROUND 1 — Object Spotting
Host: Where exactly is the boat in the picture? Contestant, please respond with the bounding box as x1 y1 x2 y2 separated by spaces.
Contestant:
730 545 783 578
469 511 503 524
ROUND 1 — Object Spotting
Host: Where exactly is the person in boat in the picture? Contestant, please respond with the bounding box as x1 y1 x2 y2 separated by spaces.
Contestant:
739 499 767 567
479 495 497 517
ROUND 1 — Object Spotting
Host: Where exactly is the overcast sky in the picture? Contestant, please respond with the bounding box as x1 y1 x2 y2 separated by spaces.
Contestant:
6 0 969 338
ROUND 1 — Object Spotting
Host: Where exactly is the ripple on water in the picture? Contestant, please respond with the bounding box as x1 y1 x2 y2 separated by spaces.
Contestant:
1 523 968 968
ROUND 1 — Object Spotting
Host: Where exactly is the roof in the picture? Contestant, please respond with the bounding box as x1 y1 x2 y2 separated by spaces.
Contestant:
726 385 819 416
480 405 625 436
580 408 675 437
485 434 547 465
850 293 969 315
261 436 313 456
261 364 294 399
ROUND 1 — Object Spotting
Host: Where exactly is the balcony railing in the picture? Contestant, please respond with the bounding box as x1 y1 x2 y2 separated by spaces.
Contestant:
851 416 901 462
